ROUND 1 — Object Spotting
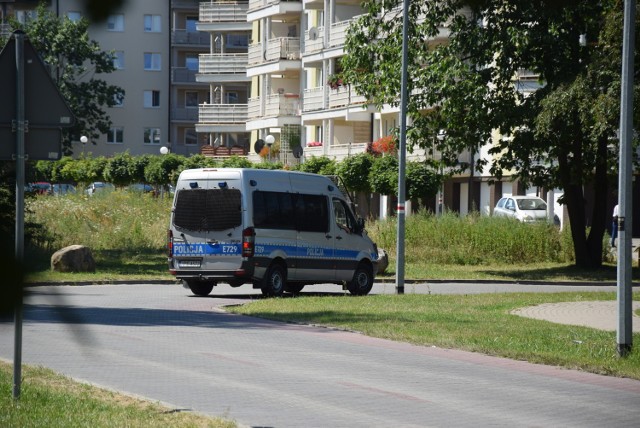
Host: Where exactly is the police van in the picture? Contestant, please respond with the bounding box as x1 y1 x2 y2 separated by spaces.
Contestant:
167 168 379 296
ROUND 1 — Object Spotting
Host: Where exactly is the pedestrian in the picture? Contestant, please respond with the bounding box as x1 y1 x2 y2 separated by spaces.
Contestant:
611 204 619 248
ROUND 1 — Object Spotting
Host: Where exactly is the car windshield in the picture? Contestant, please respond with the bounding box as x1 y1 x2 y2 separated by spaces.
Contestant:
517 198 547 210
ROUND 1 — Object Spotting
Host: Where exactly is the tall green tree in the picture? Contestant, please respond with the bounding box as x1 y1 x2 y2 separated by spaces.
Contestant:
343 0 640 267
3 3 125 155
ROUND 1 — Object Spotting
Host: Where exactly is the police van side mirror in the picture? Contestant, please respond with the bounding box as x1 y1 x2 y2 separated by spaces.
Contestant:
356 217 365 234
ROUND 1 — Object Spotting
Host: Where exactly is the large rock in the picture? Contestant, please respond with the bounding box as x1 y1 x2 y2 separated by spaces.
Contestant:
377 248 389 274
51 245 96 273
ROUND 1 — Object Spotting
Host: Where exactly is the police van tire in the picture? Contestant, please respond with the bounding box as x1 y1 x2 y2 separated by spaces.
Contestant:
285 284 305 294
185 280 214 296
261 264 286 297
347 263 374 296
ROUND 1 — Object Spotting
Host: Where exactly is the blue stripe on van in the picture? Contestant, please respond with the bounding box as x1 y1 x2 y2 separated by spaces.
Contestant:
173 242 241 256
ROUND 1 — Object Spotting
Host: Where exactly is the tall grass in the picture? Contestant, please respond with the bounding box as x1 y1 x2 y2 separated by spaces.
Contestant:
367 211 573 265
26 190 171 251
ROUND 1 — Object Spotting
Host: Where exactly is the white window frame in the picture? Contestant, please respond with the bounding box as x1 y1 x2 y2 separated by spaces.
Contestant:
107 14 124 32
67 11 81 22
144 53 161 71
144 128 161 145
144 14 161 32
144 90 160 108
112 51 125 70
107 127 124 144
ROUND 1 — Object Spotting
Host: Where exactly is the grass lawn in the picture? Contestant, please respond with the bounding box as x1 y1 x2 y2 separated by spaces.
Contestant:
228 291 640 380
0 361 236 428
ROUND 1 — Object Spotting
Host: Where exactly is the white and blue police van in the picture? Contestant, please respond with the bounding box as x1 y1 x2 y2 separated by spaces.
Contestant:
167 168 379 296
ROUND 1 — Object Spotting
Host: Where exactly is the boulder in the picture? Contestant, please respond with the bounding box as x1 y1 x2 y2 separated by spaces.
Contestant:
377 248 389 274
51 245 96 273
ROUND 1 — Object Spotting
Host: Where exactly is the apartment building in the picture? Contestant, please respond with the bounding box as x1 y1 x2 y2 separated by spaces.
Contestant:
2 0 212 157
195 0 251 157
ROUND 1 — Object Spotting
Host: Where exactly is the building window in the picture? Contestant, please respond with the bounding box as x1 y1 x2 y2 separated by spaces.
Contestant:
144 90 160 108
67 11 81 22
186 16 198 32
15 10 37 24
107 14 124 32
185 55 199 71
185 129 198 146
144 14 161 32
107 127 124 144
144 53 161 71
112 51 125 69
144 128 161 144
185 92 199 108
226 34 249 48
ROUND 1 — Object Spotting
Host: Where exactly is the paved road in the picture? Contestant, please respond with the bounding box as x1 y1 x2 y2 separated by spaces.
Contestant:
1 282 639 427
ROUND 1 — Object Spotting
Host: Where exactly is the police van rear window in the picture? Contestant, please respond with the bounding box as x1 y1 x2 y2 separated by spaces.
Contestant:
173 188 241 231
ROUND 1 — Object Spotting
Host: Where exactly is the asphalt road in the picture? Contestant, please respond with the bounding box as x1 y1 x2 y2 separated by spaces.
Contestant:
1 282 639 427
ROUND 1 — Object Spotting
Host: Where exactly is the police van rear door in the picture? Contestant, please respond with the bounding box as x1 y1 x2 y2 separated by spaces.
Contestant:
172 170 244 273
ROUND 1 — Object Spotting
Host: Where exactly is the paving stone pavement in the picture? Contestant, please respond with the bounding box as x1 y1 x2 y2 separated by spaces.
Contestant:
1 282 639 428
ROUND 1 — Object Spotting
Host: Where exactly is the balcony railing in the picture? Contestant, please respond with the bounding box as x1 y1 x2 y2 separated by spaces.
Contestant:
248 38 301 65
172 107 199 121
329 18 354 48
199 103 249 123
302 87 324 111
172 30 209 45
304 26 324 53
199 53 249 74
172 67 198 83
328 86 367 109
199 1 249 22
247 93 300 118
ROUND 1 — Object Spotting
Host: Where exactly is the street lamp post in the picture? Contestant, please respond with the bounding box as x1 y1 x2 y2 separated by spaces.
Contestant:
265 134 275 162
80 135 87 155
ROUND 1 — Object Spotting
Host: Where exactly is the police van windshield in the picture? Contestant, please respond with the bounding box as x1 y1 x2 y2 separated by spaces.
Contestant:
173 188 241 231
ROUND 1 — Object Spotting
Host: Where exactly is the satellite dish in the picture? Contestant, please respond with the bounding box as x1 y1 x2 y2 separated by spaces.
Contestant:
293 145 303 159
254 139 265 154
309 27 318 41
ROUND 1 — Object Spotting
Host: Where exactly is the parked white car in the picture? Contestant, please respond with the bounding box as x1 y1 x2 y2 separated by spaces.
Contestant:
494 196 548 222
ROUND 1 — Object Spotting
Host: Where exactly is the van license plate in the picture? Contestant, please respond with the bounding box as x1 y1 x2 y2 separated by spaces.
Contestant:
178 259 201 268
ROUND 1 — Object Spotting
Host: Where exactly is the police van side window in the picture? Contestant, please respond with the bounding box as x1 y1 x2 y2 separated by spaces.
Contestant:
253 191 295 230
295 194 329 233
333 198 356 233
174 188 241 231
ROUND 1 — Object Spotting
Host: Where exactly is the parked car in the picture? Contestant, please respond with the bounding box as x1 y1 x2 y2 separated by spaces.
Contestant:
26 182 52 195
52 183 76 195
85 182 114 196
494 196 548 222
128 183 154 193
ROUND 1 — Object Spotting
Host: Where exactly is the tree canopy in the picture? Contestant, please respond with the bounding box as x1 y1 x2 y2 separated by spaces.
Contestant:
342 0 640 267
2 3 125 154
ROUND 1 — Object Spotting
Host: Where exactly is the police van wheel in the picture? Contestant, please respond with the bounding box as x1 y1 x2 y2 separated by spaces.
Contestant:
347 264 374 296
261 264 286 297
285 284 305 294
185 280 214 296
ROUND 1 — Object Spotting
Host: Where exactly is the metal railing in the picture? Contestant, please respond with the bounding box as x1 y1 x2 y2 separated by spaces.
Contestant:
172 30 209 45
199 103 249 123
199 53 249 74
199 1 249 22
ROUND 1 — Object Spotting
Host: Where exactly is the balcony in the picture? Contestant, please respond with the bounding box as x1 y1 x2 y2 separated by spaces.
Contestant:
302 87 323 112
248 93 300 119
248 38 301 65
199 103 249 124
248 0 301 13
172 107 199 122
328 86 367 109
172 67 199 84
199 53 249 74
199 1 249 22
172 30 209 46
